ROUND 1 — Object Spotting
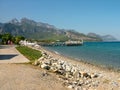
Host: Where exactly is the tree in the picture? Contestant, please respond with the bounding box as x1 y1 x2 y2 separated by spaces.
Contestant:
2 33 12 44
0 34 2 38
14 36 25 44
1 33 25 45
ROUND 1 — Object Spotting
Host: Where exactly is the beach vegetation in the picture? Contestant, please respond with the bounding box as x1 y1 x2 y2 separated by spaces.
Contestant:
1 33 25 45
16 46 42 62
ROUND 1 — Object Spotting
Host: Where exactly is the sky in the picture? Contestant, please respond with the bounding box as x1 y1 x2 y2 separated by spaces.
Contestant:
0 0 120 39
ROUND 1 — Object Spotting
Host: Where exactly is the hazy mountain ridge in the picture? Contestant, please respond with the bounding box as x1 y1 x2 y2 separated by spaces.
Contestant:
0 18 116 41
87 33 117 41
101 35 117 41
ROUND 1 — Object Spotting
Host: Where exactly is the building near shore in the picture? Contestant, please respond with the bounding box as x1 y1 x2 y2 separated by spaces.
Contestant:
19 40 37 46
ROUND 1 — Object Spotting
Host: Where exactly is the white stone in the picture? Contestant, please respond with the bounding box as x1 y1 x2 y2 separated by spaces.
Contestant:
52 62 58 66
67 85 73 89
74 86 82 90
80 71 89 78
64 63 72 72
33 60 40 66
41 63 50 70
90 73 98 78
50 66 58 72
34 44 40 48
73 71 80 80
58 60 65 65
38 57 44 61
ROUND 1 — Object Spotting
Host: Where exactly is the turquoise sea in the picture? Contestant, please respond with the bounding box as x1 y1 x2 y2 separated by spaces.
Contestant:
44 42 120 70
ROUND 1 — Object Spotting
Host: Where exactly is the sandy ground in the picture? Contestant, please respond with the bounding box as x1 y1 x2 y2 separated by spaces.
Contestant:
0 45 69 90
0 64 69 90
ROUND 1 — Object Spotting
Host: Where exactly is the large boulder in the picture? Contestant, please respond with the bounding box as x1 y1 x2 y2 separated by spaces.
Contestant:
41 63 50 70
90 73 98 78
80 71 91 78
33 60 40 66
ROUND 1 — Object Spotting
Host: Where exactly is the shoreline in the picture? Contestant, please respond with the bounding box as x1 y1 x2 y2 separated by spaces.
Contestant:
1 45 119 90
41 46 120 73
32 45 120 90
23 44 120 90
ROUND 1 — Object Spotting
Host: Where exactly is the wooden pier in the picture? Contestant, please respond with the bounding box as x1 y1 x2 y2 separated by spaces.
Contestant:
38 40 83 46
65 40 83 46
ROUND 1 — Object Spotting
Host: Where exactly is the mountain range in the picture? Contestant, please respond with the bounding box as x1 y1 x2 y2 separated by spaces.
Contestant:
87 33 117 41
0 18 117 41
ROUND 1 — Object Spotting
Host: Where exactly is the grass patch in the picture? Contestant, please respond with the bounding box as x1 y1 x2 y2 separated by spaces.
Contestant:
16 46 42 63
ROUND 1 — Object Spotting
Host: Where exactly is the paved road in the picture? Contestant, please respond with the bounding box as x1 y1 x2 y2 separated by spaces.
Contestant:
0 45 29 63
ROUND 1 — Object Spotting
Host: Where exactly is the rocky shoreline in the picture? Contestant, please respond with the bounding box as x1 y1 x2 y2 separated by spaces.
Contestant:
30 45 120 90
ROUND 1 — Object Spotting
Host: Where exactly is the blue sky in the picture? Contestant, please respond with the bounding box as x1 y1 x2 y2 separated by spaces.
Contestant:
0 0 120 39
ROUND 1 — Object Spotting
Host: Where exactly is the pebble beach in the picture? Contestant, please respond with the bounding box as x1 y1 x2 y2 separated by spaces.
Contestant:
0 45 120 90
32 45 120 90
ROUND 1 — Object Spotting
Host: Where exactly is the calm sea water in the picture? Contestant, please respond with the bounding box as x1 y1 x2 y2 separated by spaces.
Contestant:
44 42 120 70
